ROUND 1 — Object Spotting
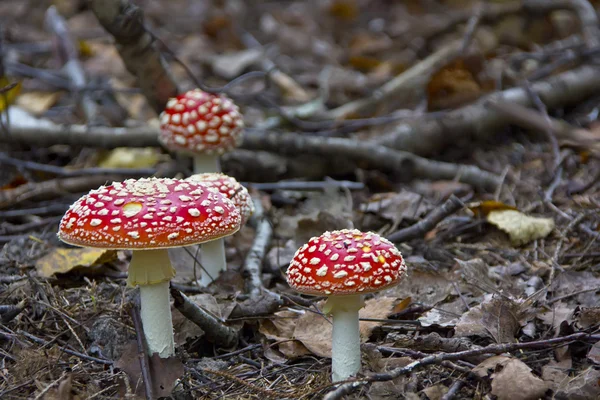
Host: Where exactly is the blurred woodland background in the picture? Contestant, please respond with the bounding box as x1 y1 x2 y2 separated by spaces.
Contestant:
0 0 600 399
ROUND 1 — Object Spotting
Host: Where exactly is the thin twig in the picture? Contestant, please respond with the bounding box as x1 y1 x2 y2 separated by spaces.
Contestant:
460 1 485 53
45 6 101 124
170 288 238 348
387 195 465 243
441 380 464 400
245 180 364 192
129 304 154 400
18 330 113 365
322 332 599 399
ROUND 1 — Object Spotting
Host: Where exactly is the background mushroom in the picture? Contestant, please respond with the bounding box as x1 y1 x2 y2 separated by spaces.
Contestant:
58 177 241 358
286 229 407 381
186 173 254 285
159 89 244 173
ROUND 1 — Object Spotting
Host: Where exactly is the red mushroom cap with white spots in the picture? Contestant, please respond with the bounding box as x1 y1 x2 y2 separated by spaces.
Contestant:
186 173 254 225
158 89 244 155
286 229 406 296
58 177 241 250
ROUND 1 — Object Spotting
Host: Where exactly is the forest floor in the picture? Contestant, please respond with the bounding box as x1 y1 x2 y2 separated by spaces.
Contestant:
0 0 599 399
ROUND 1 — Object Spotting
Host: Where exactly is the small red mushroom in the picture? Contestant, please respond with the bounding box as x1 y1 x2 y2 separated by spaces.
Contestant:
186 173 255 285
159 89 244 173
58 177 241 358
286 229 407 381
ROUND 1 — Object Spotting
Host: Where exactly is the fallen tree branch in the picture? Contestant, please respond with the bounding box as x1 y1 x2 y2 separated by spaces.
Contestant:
170 288 238 348
241 31 311 102
0 152 156 177
2 111 500 191
241 131 500 191
0 174 124 209
7 62 600 160
378 65 600 155
90 0 178 113
387 195 465 243
322 331 600 400
243 196 273 297
488 101 600 154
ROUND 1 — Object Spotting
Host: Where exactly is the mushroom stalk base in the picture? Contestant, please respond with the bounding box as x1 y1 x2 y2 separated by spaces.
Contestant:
193 154 221 173
327 294 364 382
139 280 175 358
199 238 226 286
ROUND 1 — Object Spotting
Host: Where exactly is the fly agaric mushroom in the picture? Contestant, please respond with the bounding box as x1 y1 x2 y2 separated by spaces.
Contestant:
159 89 244 173
58 177 241 358
286 229 407 382
186 173 254 285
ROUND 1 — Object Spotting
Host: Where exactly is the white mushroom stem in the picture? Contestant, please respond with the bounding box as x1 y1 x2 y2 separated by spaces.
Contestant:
193 154 221 173
128 249 175 358
193 154 227 286
324 294 364 382
199 238 227 286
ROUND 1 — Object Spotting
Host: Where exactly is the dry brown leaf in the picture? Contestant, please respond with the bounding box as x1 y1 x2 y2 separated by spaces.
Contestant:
555 367 600 399
293 297 397 358
541 359 571 389
258 310 312 359
328 0 358 21
587 342 600 364
35 248 117 278
387 270 454 306
421 384 448 400
455 294 531 343
427 60 481 110
391 297 412 314
115 341 183 399
473 356 550 400
575 306 600 329
487 210 554 246
360 190 431 222
553 272 600 307
537 302 574 332
42 374 73 400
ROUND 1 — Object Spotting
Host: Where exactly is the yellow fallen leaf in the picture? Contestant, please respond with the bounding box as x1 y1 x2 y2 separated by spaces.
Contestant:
36 248 117 278
487 210 554 246
78 39 94 57
0 78 22 111
98 147 160 169
15 92 60 115
468 200 517 217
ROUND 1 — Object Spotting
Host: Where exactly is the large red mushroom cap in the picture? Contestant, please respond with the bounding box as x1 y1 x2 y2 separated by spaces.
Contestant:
186 173 254 225
58 177 241 250
286 229 406 295
158 89 244 155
